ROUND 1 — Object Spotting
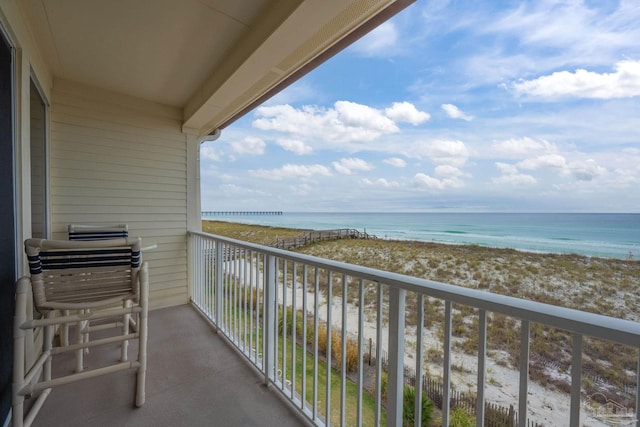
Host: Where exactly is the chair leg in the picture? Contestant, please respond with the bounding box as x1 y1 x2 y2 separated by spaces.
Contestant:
44 314 54 381
121 300 130 362
135 266 149 407
83 309 91 355
61 309 70 346
13 279 28 427
75 311 85 372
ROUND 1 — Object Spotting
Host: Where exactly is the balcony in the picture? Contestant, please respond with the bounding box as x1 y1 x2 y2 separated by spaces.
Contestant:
30 231 640 426
29 304 307 427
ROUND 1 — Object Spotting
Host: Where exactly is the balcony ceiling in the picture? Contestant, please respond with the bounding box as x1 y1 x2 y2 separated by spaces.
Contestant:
22 0 412 135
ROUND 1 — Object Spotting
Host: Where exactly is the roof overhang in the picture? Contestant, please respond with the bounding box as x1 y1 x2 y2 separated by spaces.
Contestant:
21 0 414 136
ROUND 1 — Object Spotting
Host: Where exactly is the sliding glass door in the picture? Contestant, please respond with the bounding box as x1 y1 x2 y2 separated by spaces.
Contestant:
0 28 15 423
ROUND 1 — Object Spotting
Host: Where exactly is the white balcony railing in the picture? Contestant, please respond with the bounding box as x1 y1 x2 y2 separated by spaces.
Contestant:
187 231 640 427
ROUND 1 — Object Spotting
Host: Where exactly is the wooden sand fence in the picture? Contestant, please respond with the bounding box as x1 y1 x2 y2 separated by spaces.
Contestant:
271 228 377 250
365 345 544 427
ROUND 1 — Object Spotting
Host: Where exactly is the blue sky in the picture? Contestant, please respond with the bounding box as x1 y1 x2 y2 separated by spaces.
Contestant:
201 0 640 213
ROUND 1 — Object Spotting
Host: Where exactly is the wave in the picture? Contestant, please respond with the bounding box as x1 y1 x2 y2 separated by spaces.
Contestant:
444 230 468 235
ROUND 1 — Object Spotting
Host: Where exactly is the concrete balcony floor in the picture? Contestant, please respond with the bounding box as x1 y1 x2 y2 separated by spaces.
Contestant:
31 304 309 427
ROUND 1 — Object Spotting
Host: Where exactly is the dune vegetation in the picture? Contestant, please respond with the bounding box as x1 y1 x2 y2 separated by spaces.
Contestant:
203 220 640 409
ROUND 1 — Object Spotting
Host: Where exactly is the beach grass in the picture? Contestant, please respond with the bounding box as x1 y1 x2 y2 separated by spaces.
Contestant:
203 220 305 246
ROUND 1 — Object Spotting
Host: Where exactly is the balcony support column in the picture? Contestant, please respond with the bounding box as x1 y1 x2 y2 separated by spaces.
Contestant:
387 287 406 427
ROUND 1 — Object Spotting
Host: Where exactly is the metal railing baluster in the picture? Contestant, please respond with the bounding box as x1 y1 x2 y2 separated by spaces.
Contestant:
375 282 382 427
313 267 319 423
340 274 347 427
519 320 530 427
476 309 487 427
326 270 333 425
415 294 424 427
292 261 297 400
442 300 452 427
301 264 308 412
570 333 583 427
357 278 364 427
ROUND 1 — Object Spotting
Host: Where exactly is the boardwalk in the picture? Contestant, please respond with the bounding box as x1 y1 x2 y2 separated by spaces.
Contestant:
271 228 377 250
205 229 378 261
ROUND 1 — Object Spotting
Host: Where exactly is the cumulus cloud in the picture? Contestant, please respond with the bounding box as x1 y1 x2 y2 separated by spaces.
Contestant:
200 145 222 161
332 157 374 175
291 183 312 195
517 154 567 170
512 60 640 100
493 174 537 186
350 22 398 57
434 165 466 177
276 139 313 155
412 173 463 190
219 184 269 196
361 178 400 188
384 102 430 124
383 157 407 168
335 101 398 131
253 101 428 146
495 162 519 175
491 137 558 159
610 169 638 187
253 101 399 144
228 136 266 155
566 159 607 181
441 104 473 121
497 157 608 183
406 139 469 167
493 162 536 186
250 164 332 180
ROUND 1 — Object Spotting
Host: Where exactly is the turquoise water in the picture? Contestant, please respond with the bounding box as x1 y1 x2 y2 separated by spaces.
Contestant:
202 212 640 259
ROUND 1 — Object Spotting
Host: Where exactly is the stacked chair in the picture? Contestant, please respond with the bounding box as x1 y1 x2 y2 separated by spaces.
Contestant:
68 223 129 241
64 224 132 360
12 226 148 427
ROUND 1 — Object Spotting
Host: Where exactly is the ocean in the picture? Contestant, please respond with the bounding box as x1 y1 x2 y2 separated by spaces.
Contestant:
202 212 640 260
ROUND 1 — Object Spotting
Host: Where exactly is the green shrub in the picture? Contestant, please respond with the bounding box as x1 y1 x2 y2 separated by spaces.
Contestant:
332 334 359 373
277 307 304 340
402 386 434 427
449 407 475 427
381 372 388 400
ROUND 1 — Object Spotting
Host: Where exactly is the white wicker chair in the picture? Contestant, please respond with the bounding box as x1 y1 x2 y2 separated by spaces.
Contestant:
12 237 148 427
65 224 131 357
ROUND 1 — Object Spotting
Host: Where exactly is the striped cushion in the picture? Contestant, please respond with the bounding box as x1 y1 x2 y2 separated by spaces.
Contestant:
28 248 140 275
68 230 129 240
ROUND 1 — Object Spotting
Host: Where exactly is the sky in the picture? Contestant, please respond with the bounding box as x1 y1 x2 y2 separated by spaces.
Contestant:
201 0 640 213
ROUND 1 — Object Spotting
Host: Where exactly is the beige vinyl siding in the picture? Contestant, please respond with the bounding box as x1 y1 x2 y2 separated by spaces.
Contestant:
49 79 189 309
